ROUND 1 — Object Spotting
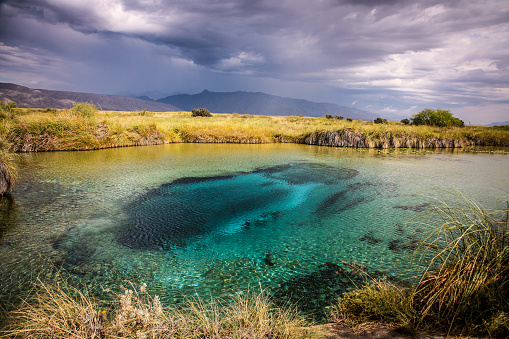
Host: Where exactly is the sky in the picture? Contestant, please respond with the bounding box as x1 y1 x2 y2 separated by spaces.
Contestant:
0 0 508 124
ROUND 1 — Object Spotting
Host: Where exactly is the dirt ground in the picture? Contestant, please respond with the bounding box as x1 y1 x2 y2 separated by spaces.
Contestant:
313 323 480 339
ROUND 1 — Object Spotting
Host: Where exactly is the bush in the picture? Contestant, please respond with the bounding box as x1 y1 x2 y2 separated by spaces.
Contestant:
374 117 388 124
336 115 344 120
325 114 333 119
192 108 212 117
71 102 97 118
411 109 464 127
401 118 410 125
346 118 353 122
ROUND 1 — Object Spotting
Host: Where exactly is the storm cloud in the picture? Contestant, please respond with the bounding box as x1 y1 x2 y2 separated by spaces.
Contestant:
1 0 508 123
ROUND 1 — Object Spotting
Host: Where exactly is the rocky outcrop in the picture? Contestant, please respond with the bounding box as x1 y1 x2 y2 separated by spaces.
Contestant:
304 129 470 148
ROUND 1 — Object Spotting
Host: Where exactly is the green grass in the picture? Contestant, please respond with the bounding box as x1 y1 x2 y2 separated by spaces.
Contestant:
0 135 17 195
331 195 509 337
1 282 314 339
2 107 508 152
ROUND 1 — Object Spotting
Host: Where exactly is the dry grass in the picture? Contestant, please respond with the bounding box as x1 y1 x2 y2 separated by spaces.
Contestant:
2 282 314 339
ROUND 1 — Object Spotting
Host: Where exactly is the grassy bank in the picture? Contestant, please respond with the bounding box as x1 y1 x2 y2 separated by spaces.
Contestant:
1 106 508 152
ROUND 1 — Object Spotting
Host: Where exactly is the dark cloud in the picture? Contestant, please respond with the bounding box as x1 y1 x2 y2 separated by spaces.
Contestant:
0 0 508 123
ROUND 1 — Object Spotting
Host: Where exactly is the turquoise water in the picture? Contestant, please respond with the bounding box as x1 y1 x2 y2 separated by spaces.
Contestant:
1 144 508 319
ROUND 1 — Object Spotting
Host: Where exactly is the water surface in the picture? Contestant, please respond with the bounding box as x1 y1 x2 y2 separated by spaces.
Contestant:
1 144 507 318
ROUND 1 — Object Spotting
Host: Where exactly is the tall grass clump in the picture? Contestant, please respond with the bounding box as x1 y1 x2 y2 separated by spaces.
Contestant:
0 137 17 195
413 195 509 336
0 101 17 120
3 282 313 338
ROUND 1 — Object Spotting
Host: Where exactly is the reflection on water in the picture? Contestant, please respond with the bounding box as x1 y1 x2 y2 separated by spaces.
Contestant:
0 144 508 320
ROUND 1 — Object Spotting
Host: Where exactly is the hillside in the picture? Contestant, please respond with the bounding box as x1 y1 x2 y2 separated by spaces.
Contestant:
158 90 379 120
0 83 181 112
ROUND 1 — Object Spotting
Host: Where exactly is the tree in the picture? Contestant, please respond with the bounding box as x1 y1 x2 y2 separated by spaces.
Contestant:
411 109 464 127
374 117 388 124
401 118 411 125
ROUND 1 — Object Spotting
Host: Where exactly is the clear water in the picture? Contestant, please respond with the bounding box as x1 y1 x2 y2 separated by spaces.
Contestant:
1 144 508 319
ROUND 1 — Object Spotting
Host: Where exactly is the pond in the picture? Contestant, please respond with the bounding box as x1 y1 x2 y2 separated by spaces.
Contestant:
1 143 508 319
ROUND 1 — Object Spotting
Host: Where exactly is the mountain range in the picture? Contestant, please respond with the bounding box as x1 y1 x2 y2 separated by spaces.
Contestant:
0 83 180 112
0 82 386 120
157 89 381 120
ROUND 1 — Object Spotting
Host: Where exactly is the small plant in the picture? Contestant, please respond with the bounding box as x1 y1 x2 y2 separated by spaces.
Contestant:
192 108 212 117
71 102 97 118
374 117 388 124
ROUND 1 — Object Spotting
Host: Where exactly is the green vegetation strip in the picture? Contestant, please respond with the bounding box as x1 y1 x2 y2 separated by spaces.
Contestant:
0 103 508 154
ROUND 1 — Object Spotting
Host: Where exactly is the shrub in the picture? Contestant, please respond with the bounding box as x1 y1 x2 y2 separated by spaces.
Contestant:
401 118 411 125
336 115 344 120
346 118 353 122
192 108 212 117
326 114 333 119
411 109 464 127
374 117 388 124
71 102 97 118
